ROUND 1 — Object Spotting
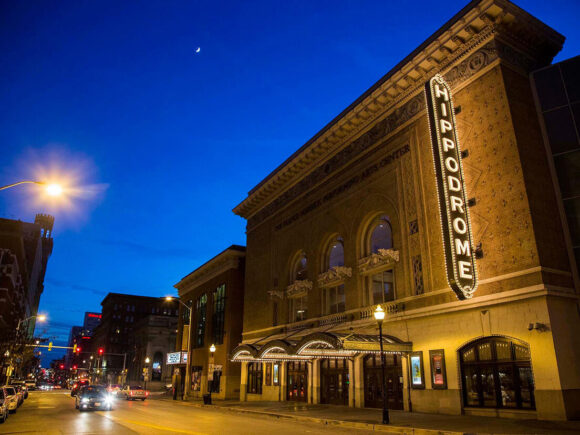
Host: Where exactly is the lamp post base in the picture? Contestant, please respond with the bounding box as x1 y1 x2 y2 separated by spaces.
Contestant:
382 408 390 424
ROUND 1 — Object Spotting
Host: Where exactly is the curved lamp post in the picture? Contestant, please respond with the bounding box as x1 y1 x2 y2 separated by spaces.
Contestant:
165 296 193 399
0 181 62 196
374 305 389 425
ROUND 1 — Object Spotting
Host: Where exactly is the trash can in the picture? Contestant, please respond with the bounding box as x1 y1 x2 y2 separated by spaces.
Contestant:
203 393 212 405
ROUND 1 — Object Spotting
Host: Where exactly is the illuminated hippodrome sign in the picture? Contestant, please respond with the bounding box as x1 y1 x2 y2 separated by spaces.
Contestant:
425 74 477 300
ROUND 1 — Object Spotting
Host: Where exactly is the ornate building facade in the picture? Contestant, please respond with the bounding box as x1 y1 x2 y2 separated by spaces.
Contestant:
231 0 580 421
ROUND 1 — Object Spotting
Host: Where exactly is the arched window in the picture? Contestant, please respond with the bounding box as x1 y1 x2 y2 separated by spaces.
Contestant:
369 215 393 254
364 215 395 304
292 251 308 281
328 237 344 268
323 237 345 314
460 337 535 410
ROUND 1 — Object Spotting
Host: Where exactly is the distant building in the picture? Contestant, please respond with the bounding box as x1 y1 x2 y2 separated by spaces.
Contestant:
0 214 54 382
132 315 177 386
82 312 101 336
174 245 245 400
90 293 179 385
64 325 83 369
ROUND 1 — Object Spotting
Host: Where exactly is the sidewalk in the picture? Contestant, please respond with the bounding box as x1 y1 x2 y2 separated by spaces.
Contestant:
157 397 580 434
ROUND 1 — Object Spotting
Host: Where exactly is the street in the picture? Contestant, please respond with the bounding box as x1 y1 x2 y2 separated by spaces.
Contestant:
0 391 373 434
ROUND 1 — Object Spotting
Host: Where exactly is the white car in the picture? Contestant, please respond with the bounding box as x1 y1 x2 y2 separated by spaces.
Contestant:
3 387 18 414
120 385 149 401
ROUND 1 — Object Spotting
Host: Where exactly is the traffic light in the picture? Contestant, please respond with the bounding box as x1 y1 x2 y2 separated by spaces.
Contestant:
76 346 82 354
73 344 77 353
72 365 77 370
59 364 64 369
98 348 104 356
48 342 53 351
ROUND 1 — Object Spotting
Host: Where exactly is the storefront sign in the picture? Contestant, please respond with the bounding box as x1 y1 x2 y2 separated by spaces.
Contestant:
425 74 478 300
167 352 181 365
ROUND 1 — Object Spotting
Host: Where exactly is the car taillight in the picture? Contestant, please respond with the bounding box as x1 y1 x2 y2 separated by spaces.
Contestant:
145 391 149 396
130 391 133 396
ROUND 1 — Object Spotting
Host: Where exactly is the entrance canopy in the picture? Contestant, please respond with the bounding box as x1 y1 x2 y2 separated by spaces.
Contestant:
231 332 412 362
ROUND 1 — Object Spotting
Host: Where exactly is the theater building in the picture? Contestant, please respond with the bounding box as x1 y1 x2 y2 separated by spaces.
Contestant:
231 0 580 421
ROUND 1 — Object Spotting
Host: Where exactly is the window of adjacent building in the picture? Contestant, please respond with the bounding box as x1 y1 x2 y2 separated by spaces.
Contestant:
247 362 263 394
460 337 535 410
194 294 207 348
323 237 346 314
212 284 226 345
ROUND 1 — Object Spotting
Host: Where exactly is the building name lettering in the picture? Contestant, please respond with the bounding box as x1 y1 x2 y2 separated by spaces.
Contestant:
425 74 477 300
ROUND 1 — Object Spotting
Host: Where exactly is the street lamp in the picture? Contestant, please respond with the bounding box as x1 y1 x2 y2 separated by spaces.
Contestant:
16 314 46 333
209 344 216 400
144 357 150 391
374 305 389 425
0 180 63 196
165 296 193 399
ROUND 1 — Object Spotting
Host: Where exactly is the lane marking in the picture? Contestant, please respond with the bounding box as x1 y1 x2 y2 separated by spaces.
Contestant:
99 413 207 434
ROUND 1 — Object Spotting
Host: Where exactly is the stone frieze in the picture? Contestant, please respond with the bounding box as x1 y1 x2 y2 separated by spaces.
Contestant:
358 249 400 275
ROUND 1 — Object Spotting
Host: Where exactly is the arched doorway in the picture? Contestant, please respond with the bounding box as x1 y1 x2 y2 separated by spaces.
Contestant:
459 337 535 409
152 352 163 381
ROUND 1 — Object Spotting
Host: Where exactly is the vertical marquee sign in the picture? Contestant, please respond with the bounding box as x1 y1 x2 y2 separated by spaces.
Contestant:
425 74 477 300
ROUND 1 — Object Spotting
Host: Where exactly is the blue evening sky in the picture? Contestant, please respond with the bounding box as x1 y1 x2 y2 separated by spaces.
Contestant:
1 0 579 364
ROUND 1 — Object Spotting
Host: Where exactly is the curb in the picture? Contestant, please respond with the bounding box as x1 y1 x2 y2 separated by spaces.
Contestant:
157 399 464 435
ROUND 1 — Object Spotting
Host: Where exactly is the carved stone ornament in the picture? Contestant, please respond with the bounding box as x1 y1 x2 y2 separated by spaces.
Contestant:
267 289 284 300
358 249 400 275
286 279 313 299
317 266 353 288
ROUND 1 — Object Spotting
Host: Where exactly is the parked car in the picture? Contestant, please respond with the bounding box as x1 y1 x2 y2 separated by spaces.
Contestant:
75 386 114 411
9 385 24 407
71 380 90 397
0 388 9 423
10 381 28 399
3 387 18 414
119 385 149 401
24 380 36 391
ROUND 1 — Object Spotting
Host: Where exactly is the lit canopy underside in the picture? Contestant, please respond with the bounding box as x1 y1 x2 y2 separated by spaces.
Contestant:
231 332 412 362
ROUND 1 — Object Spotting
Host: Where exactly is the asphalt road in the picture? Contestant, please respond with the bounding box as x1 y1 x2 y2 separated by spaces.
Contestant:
0 391 374 434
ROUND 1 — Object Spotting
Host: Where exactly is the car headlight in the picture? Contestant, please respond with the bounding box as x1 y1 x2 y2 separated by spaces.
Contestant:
81 398 89 403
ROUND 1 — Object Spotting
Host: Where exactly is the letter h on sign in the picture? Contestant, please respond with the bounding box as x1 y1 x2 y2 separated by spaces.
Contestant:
425 74 478 300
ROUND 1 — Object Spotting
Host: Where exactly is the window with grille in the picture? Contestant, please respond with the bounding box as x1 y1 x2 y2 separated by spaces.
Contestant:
194 294 207 348
212 284 226 345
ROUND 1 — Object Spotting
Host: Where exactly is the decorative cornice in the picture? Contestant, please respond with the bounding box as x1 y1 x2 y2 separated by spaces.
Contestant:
317 266 352 288
286 280 313 299
233 0 564 223
358 249 400 276
175 246 245 296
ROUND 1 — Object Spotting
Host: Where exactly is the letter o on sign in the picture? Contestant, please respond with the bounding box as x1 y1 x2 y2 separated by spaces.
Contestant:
445 157 459 172
453 217 467 234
